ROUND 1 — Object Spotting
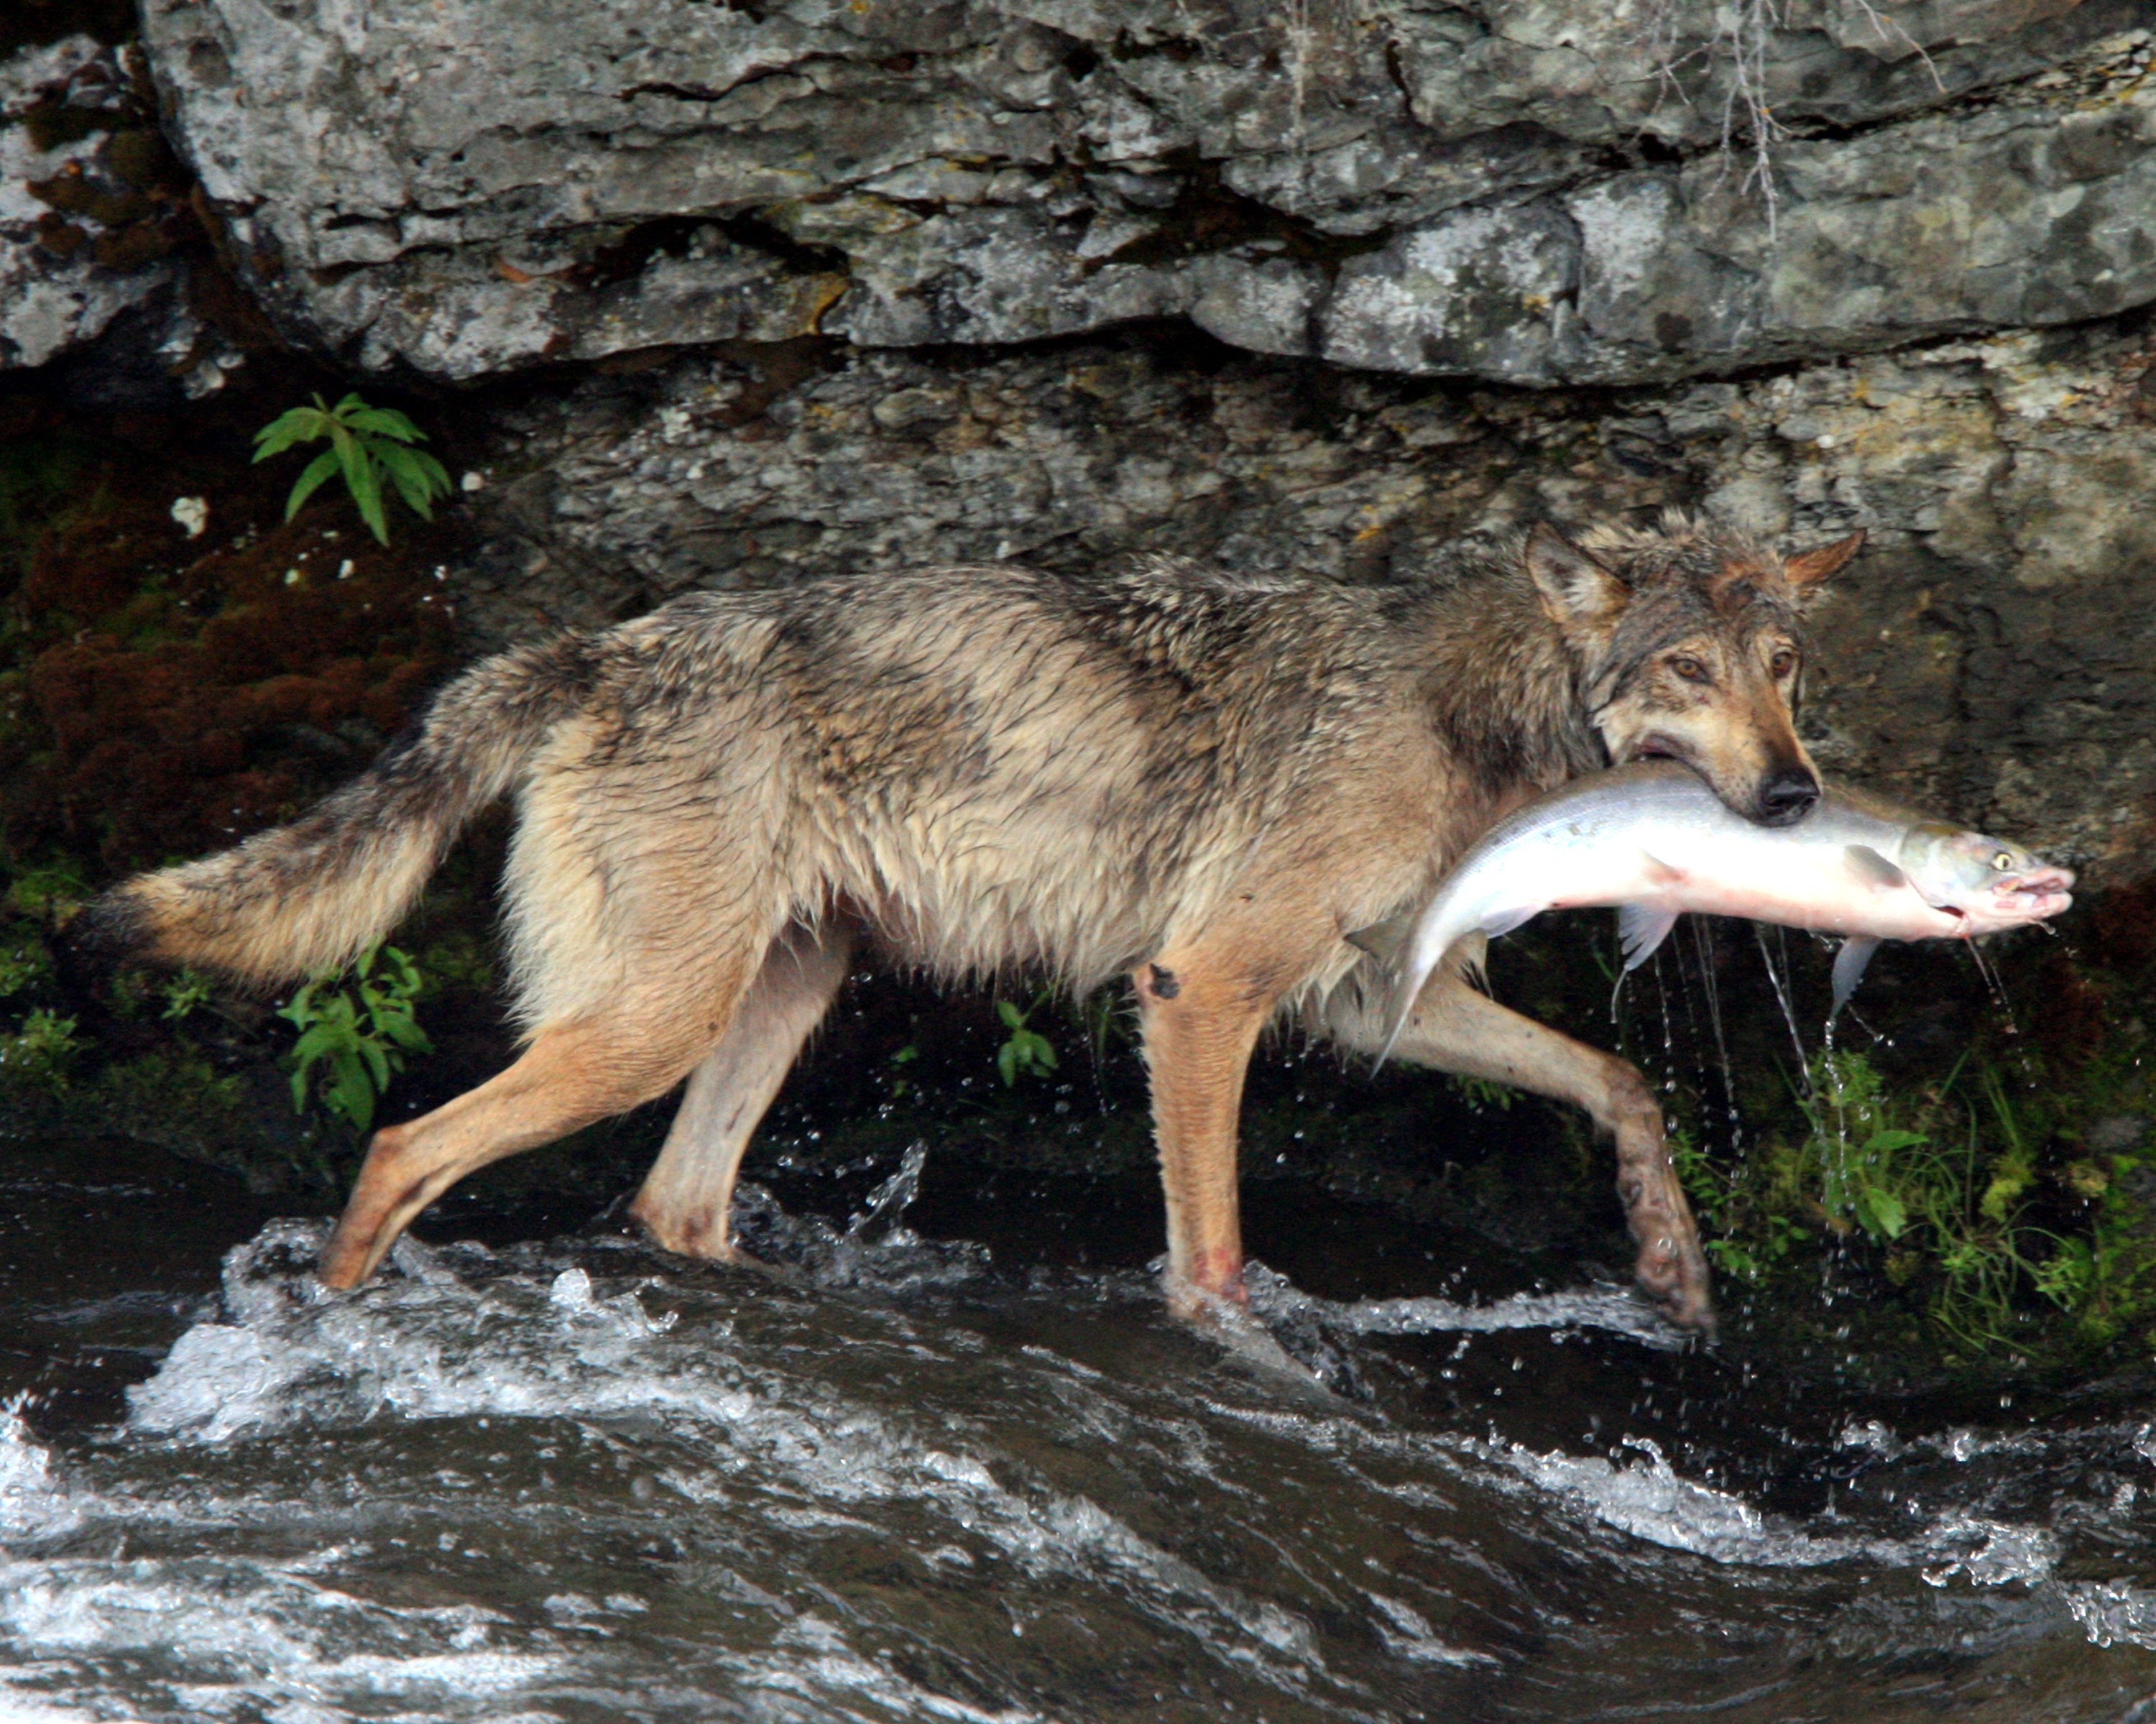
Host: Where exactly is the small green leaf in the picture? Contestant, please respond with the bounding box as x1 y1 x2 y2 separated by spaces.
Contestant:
1853 1184 1907 1240
1866 1128 1928 1153
373 441 439 518
252 406 325 461
345 404 424 443
378 1015 433 1053
283 447 341 522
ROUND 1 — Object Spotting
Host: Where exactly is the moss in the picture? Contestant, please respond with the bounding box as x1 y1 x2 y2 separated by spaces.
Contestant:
0 397 455 871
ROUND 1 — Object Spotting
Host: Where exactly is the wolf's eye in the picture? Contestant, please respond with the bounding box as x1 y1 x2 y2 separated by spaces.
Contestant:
1669 656 1710 683
1770 648 1799 678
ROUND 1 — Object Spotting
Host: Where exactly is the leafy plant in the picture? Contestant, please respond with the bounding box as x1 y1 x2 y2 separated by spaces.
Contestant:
280 944 433 1133
7 865 87 921
995 992 1059 1089
0 932 50 999
1677 1047 2103 1348
160 968 213 1022
1446 1073 1518 1112
0 1008 78 1093
252 393 451 546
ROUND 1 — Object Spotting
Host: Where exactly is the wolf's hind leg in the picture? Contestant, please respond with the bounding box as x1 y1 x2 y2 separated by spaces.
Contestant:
630 921 854 1261
1322 973 1715 1332
318 965 760 1289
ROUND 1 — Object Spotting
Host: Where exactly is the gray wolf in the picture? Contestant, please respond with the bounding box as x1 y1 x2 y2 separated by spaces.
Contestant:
83 515 1864 1330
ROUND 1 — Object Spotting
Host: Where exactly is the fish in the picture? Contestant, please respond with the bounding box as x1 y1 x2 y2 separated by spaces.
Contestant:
1364 762 2076 1064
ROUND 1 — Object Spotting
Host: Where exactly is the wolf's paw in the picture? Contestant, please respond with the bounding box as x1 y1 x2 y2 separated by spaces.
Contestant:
1629 1225 1718 1337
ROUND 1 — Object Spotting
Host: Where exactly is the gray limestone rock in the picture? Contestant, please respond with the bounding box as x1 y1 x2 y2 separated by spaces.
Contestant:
133 0 2156 383
0 38 173 374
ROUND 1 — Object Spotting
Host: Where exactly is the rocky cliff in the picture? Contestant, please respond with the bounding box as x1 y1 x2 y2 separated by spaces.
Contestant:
8 1 2156 877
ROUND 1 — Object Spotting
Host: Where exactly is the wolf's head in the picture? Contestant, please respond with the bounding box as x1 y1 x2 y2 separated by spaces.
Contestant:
1525 515 1864 827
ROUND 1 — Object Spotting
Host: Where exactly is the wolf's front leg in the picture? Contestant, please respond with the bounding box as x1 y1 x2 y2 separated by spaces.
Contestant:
1132 955 1280 1317
1318 972 1715 1332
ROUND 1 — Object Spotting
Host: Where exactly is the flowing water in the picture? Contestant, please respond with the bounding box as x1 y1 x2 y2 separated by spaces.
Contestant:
3 1126 2155 1724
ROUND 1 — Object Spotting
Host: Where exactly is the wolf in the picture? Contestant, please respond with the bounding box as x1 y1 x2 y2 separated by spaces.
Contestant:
83 515 1862 1330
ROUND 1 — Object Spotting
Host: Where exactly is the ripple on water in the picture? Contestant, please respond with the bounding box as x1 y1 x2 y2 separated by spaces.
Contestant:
0 1208 2150 1721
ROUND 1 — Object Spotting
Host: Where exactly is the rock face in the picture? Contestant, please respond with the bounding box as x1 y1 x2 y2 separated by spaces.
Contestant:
1 34 241 392
458 315 2156 882
0 38 171 372
9 1 2156 885
139 0 2156 383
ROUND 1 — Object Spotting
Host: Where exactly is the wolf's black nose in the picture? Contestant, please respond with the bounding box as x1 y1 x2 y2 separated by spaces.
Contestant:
1757 768 1820 826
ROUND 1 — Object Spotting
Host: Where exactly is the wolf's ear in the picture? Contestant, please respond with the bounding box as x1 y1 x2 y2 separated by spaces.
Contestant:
1783 529 1865 588
1524 522 1627 630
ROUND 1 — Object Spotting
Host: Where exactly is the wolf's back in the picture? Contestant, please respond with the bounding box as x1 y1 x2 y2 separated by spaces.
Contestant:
79 635 596 988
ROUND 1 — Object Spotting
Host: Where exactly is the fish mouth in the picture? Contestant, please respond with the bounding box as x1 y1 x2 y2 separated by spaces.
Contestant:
1932 877 2076 934
1989 865 2076 924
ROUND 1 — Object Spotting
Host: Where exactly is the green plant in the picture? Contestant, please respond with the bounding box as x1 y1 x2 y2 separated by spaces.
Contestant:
7 865 86 921
280 944 433 1133
252 393 452 547
1446 1073 1517 1112
160 968 213 1021
0 931 50 998
1675 1048 2101 1348
0 1008 78 1093
995 992 1059 1088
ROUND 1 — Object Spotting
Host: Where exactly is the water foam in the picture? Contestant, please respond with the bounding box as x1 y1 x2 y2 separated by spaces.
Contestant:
0 1403 78 1543
124 1219 1336 1697
1245 1264 1684 1349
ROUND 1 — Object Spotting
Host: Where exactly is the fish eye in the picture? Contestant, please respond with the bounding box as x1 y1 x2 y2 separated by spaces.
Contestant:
1992 850 2016 871
1669 655 1710 683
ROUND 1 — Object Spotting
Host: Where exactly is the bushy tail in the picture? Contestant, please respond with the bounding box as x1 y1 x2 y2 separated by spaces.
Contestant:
78 635 597 989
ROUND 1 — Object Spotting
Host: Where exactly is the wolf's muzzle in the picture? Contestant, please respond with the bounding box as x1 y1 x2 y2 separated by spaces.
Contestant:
1755 767 1820 826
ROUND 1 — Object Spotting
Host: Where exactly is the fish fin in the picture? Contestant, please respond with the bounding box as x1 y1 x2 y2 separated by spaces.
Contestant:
1617 905 1681 972
1830 936 1880 1020
1345 913 1411 966
1480 906 1539 941
1640 852 1687 888
1451 931 1491 994
1843 845 1908 893
1375 905 1541 1073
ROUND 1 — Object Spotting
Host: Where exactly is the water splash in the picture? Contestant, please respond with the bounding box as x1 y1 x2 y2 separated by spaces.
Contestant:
1246 1264 1686 1350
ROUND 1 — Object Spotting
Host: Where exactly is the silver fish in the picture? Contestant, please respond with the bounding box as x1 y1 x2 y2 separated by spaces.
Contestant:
1369 762 2076 1064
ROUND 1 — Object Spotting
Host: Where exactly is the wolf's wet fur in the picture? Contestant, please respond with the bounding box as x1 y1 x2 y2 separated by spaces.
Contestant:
83 515 1864 1333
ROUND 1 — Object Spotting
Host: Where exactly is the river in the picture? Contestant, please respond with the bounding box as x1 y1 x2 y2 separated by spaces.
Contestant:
2 1124 2154 1723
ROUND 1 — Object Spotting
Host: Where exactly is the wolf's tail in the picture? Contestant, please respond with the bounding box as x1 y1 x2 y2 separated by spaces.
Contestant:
78 635 598 988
